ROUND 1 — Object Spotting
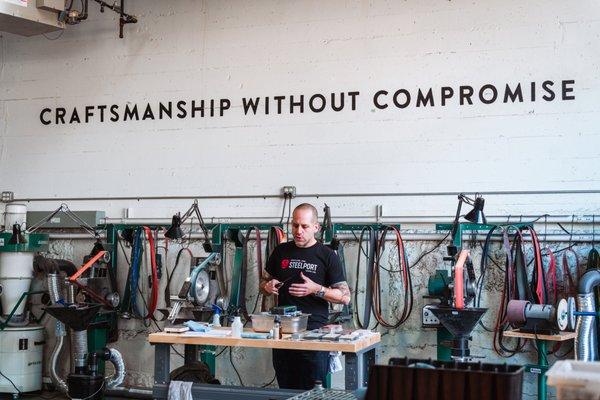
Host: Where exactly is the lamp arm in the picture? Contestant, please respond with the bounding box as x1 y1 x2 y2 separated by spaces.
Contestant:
192 206 211 243
449 196 464 245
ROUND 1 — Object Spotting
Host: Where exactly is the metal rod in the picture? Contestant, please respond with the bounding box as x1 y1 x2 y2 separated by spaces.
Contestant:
10 189 600 203
47 232 595 243
100 216 596 226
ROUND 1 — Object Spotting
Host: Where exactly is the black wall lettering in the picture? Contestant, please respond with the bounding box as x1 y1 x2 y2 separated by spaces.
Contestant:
290 95 304 114
220 98 231 116
56 108 66 124
373 90 388 109
124 104 139 121
441 87 454 106
309 94 326 112
504 84 523 103
460 86 474 105
191 100 204 118
242 97 260 115
348 91 360 110
392 89 410 108
562 80 575 100
274 96 285 114
85 106 94 123
159 102 172 119
142 103 155 120
110 105 119 122
69 108 81 124
479 84 498 104
40 108 51 125
176 101 187 118
542 80 555 101
331 93 345 111
97 105 107 122
416 88 434 107
37 80 578 125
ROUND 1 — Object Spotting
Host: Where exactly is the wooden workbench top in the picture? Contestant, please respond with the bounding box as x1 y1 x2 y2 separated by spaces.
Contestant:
503 329 576 342
148 329 380 353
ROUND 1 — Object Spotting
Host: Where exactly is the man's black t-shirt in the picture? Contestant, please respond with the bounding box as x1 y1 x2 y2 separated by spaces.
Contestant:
265 241 345 329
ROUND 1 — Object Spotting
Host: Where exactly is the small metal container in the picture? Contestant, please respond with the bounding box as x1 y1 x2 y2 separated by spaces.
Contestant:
250 312 310 334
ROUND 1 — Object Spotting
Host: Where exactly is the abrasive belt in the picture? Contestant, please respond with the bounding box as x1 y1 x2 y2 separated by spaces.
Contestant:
239 227 262 319
363 228 377 328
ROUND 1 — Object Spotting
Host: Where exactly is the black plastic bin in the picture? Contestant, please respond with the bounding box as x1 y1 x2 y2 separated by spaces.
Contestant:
365 357 524 400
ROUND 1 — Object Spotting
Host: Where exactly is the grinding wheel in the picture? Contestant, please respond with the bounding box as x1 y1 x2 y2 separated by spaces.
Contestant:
506 300 528 325
556 298 568 331
567 296 577 331
192 270 211 305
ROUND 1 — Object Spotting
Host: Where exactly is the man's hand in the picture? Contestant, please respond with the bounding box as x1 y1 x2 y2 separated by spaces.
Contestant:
289 272 320 297
263 279 281 295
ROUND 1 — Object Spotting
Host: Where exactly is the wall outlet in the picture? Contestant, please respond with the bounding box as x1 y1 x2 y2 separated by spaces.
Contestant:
422 305 442 328
1 191 14 202
281 186 296 198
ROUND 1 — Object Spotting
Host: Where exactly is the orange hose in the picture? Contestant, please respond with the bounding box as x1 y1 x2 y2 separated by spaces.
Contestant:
454 250 469 309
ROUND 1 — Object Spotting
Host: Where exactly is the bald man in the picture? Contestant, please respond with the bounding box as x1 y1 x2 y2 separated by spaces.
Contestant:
260 203 350 390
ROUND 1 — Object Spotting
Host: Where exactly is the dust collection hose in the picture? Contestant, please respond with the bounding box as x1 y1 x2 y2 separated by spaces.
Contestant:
47 273 68 393
105 348 126 389
575 269 600 361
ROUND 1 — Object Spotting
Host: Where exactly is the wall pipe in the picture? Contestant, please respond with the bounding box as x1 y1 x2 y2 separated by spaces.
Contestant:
100 215 597 225
575 269 600 361
9 188 600 203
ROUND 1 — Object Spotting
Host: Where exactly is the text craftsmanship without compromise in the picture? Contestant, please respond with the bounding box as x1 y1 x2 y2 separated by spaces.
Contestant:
39 80 575 125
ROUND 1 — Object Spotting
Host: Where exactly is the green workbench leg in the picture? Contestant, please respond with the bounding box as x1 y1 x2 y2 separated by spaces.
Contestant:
201 345 217 375
537 339 547 400
325 373 332 388
437 328 452 361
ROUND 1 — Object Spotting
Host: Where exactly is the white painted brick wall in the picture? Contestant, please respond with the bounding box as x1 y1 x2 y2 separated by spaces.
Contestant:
0 0 598 219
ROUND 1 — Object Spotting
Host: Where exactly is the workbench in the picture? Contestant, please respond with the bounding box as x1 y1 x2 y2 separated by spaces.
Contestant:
148 329 380 400
503 329 576 400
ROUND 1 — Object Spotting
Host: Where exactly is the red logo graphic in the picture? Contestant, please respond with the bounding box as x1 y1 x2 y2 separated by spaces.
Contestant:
281 259 290 269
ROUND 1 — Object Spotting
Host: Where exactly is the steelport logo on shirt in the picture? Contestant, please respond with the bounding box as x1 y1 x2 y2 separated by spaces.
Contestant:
281 259 318 273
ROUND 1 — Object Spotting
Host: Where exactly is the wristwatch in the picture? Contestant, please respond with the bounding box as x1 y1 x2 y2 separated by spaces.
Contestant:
315 286 326 298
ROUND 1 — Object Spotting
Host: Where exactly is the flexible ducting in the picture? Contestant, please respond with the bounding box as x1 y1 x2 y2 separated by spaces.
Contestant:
72 330 88 370
47 273 68 393
34 256 78 276
575 269 600 361
0 312 30 327
105 348 126 388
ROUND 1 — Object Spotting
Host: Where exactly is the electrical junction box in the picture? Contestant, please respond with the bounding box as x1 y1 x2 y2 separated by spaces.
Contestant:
26 211 105 229
422 305 442 328
0 0 64 36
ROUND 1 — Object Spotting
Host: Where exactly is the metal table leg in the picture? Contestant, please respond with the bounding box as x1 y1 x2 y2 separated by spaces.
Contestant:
153 344 171 399
344 345 378 390
185 344 198 364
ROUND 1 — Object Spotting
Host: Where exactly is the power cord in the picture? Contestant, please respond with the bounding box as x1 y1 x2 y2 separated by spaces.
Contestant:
0 367 61 399
229 348 244 386
0 369 21 395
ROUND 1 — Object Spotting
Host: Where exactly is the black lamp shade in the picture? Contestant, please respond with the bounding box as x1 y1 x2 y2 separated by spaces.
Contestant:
464 197 486 224
164 214 184 240
202 241 213 253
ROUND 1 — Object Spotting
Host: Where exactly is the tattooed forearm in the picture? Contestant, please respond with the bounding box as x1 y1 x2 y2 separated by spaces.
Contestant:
259 271 273 295
327 281 351 305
